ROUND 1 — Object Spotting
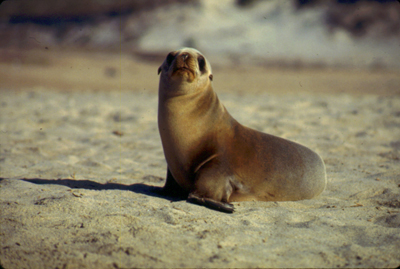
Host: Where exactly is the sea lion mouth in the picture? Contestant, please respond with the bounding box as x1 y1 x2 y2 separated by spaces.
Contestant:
174 66 191 72
171 65 196 80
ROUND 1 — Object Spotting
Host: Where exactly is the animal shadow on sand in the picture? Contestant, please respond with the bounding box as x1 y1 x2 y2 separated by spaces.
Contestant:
0 177 185 202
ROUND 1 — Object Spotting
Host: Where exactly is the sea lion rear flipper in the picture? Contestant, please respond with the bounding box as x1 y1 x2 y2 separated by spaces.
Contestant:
158 168 187 199
187 193 235 213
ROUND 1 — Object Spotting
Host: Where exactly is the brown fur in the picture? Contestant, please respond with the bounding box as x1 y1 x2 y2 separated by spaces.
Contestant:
157 48 327 213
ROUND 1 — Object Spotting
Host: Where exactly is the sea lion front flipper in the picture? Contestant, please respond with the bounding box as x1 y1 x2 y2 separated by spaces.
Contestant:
187 193 235 213
158 168 188 199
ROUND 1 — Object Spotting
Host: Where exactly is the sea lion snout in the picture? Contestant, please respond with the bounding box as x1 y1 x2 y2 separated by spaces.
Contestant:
172 52 194 75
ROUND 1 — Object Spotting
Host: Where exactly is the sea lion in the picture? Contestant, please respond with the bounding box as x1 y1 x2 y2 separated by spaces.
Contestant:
157 48 327 213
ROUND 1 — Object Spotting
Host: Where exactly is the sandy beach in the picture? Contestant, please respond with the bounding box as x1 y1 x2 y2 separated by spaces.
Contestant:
1 48 400 268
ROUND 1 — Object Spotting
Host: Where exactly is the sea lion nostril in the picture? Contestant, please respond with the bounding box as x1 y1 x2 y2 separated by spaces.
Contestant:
181 53 189 60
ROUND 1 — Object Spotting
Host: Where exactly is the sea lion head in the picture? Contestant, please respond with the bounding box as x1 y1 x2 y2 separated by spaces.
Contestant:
158 48 213 96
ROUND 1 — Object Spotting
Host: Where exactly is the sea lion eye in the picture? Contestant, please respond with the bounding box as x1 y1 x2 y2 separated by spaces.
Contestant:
198 56 206 72
166 52 175 66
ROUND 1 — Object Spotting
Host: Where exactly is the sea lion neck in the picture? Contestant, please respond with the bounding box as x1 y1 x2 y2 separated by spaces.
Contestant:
158 83 222 118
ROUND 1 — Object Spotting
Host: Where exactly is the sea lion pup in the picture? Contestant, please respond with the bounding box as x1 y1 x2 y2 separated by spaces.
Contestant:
157 48 327 213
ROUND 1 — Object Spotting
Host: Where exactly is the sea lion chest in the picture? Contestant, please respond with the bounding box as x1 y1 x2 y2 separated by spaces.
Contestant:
158 90 226 190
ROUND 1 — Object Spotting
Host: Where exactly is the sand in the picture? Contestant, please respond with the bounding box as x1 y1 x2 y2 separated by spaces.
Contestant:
1 49 400 268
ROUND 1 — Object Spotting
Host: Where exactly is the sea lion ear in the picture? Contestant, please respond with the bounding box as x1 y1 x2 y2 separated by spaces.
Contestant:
209 74 213 81
158 66 162 75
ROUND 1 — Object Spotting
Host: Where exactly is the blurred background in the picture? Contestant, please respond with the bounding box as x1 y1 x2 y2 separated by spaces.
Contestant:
0 0 399 91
